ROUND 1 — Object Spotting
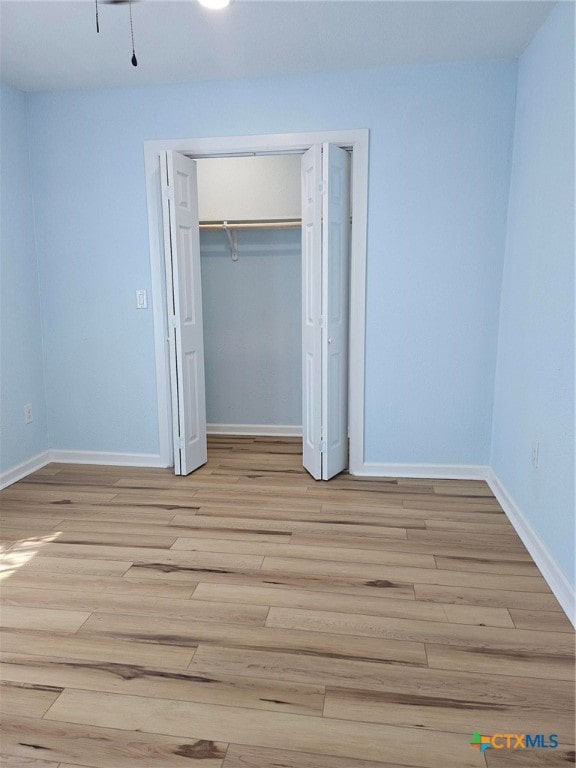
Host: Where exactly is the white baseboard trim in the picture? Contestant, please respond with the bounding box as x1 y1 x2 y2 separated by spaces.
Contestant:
48 450 166 468
0 451 51 490
353 462 489 480
486 469 575 627
207 424 302 437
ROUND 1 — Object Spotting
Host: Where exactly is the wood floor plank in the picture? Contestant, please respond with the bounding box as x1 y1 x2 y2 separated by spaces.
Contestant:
171 536 435 568
260 556 552 592
24 471 168 488
37 530 179 549
24 462 64 475
440 603 516 628
59 764 95 767
407 529 527 550
191 582 515 627
0 716 227 767
432 481 494 496
0 653 325 716
56 519 292 543
289 532 533 560
169 514 410 539
426 642 575 681
425 519 519 534
22 544 265 573
414 583 563 612
323 685 574 740
1 545 57 581
29 463 171 477
211 458 303 469
402 497 502 511
434 555 540 576
2 506 188 524
0 605 91 633
401 511 508 525
2 493 196 511
222 744 409 768
0 629 195 670
0 517 65 530
485 747 576 766
322 498 502 515
44 689 484 768
3 572 197 599
1 534 61 556
78 612 427 666
0 488 118 504
4 555 133 577
265 607 573 654
193 505 427 528
0 588 268 626
317 479 437 495
190 644 575 711
1 534 59 558
509 608 574 632
113 488 310 507
0 755 62 768
123 563 417 600
305 491 429 509
0 681 63 717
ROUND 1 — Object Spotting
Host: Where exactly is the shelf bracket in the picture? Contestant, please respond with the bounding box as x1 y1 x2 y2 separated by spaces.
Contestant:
222 221 238 261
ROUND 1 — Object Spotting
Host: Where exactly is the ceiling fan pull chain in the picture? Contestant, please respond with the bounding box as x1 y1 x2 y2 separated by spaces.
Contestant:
95 0 100 32
129 0 138 66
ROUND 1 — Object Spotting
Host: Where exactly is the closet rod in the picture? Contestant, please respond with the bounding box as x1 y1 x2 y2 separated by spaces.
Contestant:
199 219 301 231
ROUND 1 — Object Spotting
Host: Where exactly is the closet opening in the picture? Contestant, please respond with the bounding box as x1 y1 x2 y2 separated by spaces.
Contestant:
144 129 369 479
195 154 303 443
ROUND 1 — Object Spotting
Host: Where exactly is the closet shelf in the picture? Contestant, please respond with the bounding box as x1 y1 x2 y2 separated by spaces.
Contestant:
199 219 301 231
200 219 301 261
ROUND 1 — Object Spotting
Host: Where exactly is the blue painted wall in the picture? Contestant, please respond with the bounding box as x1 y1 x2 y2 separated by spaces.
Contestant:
491 3 575 587
0 84 49 471
363 63 516 463
201 229 301 426
24 59 517 461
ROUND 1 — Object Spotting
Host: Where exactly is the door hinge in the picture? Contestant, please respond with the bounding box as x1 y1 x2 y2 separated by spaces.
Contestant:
164 184 175 201
319 315 325 328
319 181 327 195
319 440 326 453
177 436 185 450
169 316 178 328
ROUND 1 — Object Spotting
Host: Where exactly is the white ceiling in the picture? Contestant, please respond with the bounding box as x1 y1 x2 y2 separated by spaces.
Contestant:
0 0 556 92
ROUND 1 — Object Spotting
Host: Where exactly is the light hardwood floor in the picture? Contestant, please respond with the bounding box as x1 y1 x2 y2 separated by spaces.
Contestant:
0 436 574 768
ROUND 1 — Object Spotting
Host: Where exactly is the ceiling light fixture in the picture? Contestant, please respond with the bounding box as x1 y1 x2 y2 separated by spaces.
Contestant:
198 0 231 9
94 0 138 66
93 0 231 70
128 0 137 66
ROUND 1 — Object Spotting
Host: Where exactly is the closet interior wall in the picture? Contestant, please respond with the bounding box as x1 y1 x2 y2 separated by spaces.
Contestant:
197 155 303 435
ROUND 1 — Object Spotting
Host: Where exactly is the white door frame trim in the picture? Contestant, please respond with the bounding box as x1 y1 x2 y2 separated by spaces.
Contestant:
144 129 369 474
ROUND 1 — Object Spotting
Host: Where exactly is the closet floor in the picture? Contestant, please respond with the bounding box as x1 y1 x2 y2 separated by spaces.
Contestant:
0 436 574 768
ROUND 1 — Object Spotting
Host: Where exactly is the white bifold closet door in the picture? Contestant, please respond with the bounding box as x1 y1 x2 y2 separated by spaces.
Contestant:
162 151 208 475
301 145 323 480
162 146 349 479
301 144 351 480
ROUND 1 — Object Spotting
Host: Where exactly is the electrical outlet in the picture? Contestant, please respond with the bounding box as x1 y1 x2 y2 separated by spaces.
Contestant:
531 441 539 469
136 289 148 309
24 403 33 424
